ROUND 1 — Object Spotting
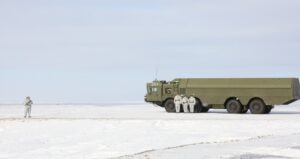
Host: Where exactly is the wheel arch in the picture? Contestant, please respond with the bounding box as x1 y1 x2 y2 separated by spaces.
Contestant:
162 98 174 107
224 97 240 108
194 97 203 105
193 97 205 113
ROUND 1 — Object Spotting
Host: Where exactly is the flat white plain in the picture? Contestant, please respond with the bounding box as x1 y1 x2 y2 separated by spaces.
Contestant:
0 102 300 159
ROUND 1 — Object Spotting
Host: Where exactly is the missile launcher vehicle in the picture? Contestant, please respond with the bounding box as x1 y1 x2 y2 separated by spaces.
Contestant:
145 78 300 114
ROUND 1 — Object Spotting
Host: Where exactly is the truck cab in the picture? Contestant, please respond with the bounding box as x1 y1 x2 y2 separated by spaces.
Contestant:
145 80 179 107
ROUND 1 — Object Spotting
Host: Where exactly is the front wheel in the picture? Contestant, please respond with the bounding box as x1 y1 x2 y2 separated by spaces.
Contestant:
164 99 176 113
226 99 243 113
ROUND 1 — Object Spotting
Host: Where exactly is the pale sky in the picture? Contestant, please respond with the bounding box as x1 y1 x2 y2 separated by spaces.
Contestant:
0 0 300 104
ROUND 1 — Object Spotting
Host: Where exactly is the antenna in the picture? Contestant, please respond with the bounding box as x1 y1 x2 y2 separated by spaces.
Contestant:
155 68 158 81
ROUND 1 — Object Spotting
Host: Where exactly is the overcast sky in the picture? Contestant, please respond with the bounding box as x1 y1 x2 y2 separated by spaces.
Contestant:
0 0 300 104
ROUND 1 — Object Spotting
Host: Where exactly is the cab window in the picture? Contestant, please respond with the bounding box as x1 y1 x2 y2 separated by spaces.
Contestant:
152 87 158 92
147 86 151 93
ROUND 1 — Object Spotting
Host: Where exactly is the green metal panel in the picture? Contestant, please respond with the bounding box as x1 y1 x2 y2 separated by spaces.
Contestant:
175 78 298 106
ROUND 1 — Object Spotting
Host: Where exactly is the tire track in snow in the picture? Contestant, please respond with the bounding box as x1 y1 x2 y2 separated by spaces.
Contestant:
113 133 300 159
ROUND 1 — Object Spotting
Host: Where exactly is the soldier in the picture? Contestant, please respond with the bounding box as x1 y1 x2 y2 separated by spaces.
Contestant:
182 95 189 113
24 96 33 118
174 95 182 113
188 96 196 113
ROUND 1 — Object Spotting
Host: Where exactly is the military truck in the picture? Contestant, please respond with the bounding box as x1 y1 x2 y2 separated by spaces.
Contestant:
145 78 300 114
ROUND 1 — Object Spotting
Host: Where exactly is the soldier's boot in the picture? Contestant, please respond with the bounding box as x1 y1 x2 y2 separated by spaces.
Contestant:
189 105 195 113
183 104 189 113
175 104 180 113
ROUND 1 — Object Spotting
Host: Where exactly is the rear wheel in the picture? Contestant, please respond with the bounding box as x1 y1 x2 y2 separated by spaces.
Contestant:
164 99 175 113
226 99 243 113
249 99 266 114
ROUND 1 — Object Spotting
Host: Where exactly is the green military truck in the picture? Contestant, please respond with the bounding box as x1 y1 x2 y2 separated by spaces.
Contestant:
145 78 300 114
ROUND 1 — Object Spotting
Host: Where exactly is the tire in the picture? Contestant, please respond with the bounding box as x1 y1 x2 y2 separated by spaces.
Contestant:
249 99 266 114
164 99 176 113
226 99 243 113
264 106 273 114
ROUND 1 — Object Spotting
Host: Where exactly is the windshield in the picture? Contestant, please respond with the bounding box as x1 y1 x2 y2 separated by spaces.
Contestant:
147 86 158 94
152 87 158 92
147 86 151 93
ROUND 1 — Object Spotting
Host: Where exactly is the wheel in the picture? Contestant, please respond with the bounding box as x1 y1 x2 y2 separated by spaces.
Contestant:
264 106 273 114
249 99 266 114
226 99 243 113
164 99 176 113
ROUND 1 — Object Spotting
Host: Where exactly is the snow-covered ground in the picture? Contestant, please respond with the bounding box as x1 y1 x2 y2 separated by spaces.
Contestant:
0 102 300 159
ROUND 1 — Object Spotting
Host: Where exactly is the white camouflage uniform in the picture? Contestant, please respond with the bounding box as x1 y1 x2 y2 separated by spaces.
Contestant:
188 96 196 113
182 96 189 113
24 97 33 118
174 95 182 113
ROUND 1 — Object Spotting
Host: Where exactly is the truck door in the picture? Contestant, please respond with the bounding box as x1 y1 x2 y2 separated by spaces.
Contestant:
173 82 179 95
151 82 162 101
